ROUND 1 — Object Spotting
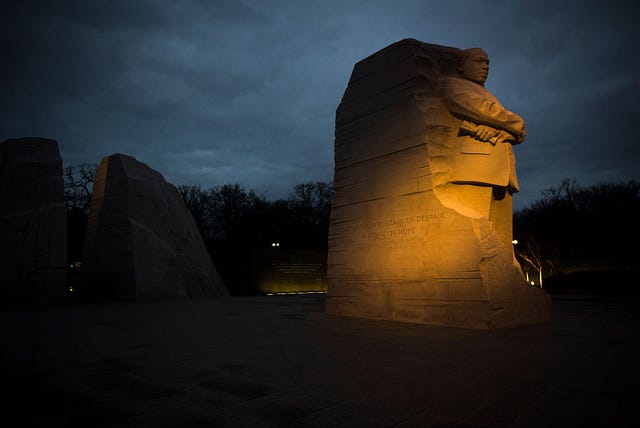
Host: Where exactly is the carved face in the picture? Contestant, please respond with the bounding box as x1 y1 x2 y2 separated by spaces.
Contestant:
459 49 489 86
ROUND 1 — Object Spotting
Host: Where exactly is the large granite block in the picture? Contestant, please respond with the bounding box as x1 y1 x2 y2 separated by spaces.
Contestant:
81 154 227 300
0 137 67 301
326 39 552 329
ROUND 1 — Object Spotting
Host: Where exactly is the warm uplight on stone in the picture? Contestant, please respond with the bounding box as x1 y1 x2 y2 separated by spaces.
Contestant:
255 249 328 295
81 153 227 300
326 39 552 329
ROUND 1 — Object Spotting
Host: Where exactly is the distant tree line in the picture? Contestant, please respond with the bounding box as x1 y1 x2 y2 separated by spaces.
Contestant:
177 182 333 294
64 164 333 254
63 163 333 294
64 164 637 295
177 182 333 252
514 179 639 293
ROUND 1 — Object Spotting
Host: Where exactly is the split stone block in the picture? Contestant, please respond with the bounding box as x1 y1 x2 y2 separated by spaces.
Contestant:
0 137 67 301
81 154 227 299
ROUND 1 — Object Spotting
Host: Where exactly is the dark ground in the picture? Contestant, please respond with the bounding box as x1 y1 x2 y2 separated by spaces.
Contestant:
2 294 639 427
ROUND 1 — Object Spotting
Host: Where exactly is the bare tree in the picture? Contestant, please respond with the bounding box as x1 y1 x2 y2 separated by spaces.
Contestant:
177 185 209 239
515 235 558 288
64 163 97 212
514 179 639 290
63 163 97 263
288 181 333 226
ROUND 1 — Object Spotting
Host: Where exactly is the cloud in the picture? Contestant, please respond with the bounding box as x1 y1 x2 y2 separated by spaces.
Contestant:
1 0 638 206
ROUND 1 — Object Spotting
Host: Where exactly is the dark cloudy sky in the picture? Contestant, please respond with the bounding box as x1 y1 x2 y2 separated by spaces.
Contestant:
2 0 638 210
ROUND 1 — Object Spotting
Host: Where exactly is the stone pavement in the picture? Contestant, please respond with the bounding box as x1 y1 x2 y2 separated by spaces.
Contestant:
2 295 638 427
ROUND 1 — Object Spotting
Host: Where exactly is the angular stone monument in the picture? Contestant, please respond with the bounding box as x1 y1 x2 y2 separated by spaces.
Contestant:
0 137 67 302
326 39 552 329
81 153 227 300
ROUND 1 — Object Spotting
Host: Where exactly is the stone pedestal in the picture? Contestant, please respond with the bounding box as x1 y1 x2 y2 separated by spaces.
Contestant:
326 39 551 329
0 138 67 302
81 154 227 300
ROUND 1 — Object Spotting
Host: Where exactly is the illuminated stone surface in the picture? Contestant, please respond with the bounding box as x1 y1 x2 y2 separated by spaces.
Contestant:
254 249 328 294
326 39 551 328
0 137 67 301
82 153 227 299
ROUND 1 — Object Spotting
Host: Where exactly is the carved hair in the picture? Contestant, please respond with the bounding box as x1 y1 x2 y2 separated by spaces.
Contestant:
456 48 488 74
461 48 487 61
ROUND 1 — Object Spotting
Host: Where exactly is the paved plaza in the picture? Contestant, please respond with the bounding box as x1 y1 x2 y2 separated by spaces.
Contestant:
2 294 638 427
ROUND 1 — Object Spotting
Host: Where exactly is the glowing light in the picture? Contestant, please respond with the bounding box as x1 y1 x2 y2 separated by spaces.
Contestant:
266 291 327 296
69 286 74 292
530 281 535 286
271 242 280 247
512 239 518 245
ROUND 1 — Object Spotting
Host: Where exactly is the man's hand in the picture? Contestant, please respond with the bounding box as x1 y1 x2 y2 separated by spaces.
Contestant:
460 121 517 145
493 130 514 144
472 125 500 145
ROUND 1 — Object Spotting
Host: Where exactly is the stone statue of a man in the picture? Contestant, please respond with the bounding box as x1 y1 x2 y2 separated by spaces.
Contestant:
327 39 551 329
440 48 526 248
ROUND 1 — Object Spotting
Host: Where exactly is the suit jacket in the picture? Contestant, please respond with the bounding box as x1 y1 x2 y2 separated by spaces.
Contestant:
441 77 525 192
